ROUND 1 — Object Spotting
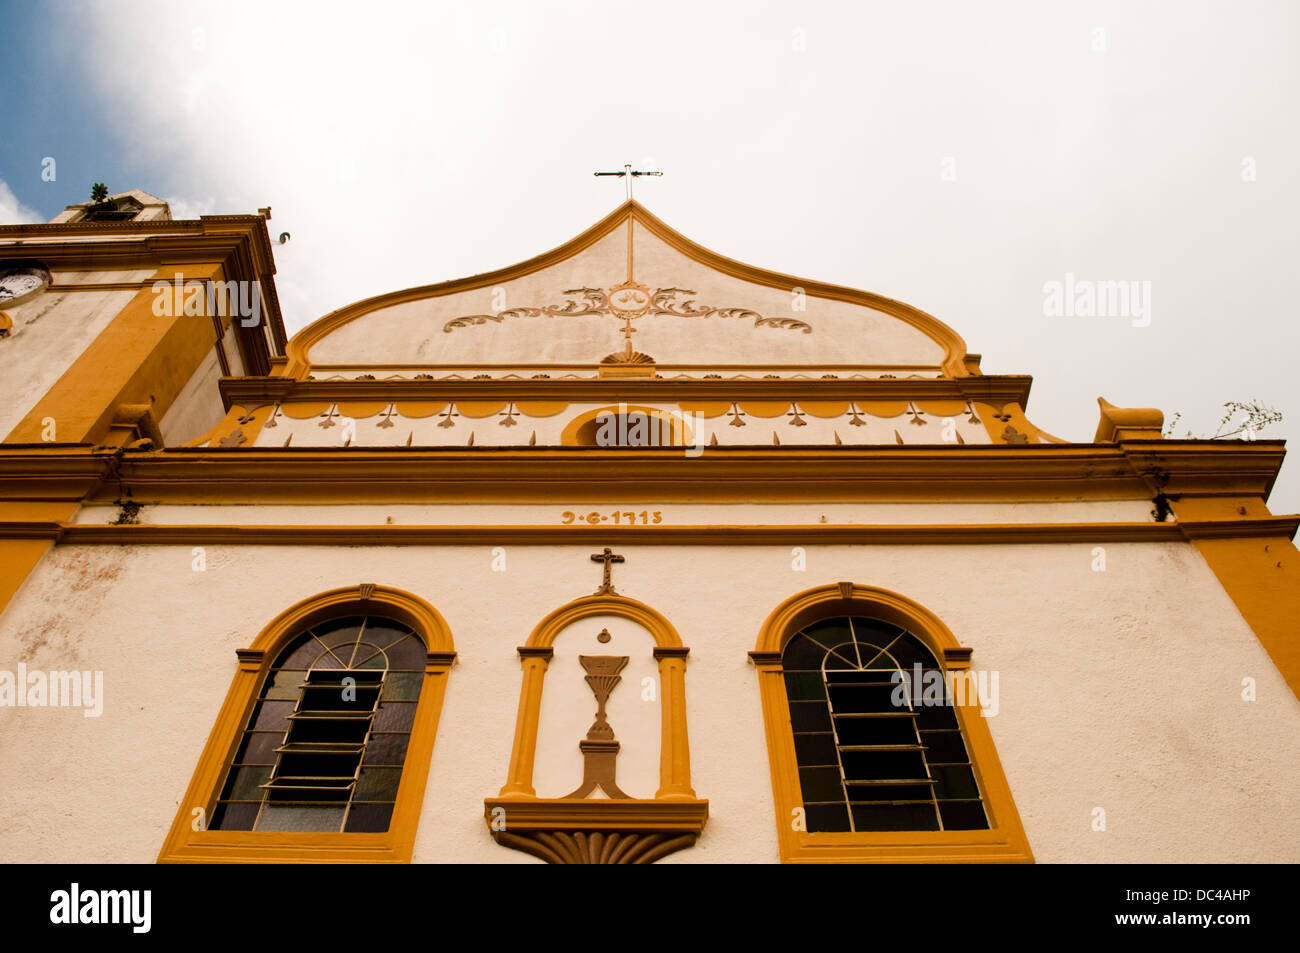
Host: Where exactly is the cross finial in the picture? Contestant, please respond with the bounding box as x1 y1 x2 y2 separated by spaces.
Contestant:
619 313 637 355
590 547 626 595
593 163 663 200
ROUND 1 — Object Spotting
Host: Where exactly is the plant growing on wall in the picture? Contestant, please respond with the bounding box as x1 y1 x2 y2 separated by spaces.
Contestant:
88 182 117 213
1163 400 1283 440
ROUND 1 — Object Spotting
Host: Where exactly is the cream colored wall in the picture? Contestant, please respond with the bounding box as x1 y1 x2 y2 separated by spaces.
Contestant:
67 499 1159 526
158 343 230 446
0 285 141 441
307 223 948 368
220 319 245 377
0 538 1294 864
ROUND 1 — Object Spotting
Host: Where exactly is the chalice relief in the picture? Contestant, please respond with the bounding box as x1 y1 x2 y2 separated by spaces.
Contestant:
565 654 632 799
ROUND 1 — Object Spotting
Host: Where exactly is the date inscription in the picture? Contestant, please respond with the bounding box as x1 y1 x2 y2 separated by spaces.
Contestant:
561 510 663 525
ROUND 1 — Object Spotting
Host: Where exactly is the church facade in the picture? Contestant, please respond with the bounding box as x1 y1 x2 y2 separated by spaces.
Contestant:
0 192 1297 863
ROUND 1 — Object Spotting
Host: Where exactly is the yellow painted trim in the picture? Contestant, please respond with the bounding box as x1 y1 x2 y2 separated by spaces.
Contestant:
218 373 1036 409
157 584 455 863
523 594 682 649
481 797 708 832
974 401 1067 445
454 400 509 419
752 582 1034 863
43 519 1296 548
1095 397 1164 442
0 502 78 616
1192 537 1300 702
1173 498 1300 701
279 401 333 419
4 265 224 445
194 403 276 449
497 594 696 801
754 582 972 664
0 440 1287 507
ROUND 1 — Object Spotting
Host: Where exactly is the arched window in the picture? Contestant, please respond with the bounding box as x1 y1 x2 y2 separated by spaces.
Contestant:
211 615 426 834
159 585 455 863
783 616 988 833
752 583 1032 863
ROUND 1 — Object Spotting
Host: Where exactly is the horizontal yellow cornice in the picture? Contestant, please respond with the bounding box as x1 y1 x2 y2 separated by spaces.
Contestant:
217 374 1036 410
2 518 1293 546
0 440 1286 505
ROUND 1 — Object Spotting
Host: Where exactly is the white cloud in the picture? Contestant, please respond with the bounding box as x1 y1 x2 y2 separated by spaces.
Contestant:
0 180 43 225
44 1 1300 512
162 195 217 221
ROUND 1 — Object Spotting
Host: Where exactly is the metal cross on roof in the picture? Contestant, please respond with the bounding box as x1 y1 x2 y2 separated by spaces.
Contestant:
593 163 663 200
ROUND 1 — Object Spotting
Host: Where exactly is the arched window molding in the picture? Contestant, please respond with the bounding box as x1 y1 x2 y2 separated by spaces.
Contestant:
484 594 708 864
158 584 455 863
560 405 693 447
750 582 1033 863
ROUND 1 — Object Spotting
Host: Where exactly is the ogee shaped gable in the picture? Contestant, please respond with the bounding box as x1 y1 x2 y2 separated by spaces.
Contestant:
289 202 968 376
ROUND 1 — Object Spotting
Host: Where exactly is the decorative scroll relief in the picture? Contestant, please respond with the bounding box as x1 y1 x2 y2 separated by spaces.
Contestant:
441 287 812 335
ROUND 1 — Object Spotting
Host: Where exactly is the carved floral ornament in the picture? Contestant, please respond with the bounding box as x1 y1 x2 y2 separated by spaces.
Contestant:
441 286 813 335
226 399 999 426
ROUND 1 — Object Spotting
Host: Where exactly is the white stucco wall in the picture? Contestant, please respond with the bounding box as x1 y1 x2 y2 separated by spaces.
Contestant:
0 526 1295 864
158 343 230 447
68 499 1160 526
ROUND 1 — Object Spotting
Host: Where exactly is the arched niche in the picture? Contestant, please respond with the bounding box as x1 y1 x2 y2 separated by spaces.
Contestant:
484 594 707 865
498 594 693 800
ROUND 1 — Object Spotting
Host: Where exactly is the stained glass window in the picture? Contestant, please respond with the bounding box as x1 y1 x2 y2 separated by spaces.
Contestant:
782 616 990 833
211 615 426 833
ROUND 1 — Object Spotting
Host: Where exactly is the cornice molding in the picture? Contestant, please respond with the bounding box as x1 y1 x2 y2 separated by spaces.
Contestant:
6 519 1296 546
217 374 1036 410
0 441 1286 505
482 797 709 831
0 216 286 363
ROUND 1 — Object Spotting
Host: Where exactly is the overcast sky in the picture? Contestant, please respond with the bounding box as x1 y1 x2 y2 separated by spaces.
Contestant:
2 0 1297 511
